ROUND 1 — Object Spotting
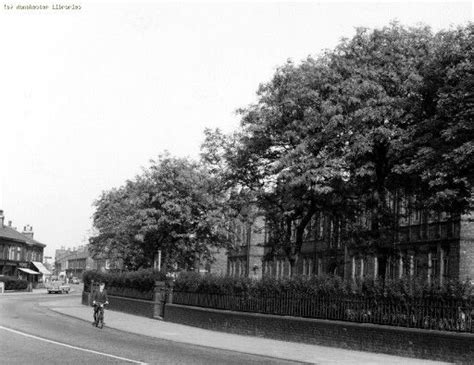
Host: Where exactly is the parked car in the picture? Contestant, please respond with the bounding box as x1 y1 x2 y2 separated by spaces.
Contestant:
71 277 80 284
47 281 71 294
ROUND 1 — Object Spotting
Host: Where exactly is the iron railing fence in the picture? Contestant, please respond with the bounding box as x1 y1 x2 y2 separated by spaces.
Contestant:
172 291 474 333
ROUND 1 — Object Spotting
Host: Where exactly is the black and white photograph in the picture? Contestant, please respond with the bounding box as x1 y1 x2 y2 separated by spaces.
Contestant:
0 1 473 363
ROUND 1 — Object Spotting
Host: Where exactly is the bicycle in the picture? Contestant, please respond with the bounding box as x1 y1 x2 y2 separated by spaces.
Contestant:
93 303 107 329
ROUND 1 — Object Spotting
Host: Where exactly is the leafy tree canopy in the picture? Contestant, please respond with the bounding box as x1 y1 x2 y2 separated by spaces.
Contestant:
90 154 229 271
202 22 473 273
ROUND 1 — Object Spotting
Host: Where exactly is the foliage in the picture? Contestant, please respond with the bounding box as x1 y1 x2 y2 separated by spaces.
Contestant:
82 269 167 293
89 23 472 278
201 23 473 272
399 24 474 212
0 276 29 290
174 273 474 300
89 153 230 271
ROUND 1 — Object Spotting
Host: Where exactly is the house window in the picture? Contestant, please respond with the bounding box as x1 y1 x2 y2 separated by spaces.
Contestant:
8 246 15 261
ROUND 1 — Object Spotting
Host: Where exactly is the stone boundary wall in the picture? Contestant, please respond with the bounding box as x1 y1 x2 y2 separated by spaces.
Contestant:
164 303 474 363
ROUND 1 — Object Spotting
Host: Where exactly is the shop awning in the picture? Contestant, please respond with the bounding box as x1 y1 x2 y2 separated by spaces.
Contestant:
18 268 40 275
32 261 51 275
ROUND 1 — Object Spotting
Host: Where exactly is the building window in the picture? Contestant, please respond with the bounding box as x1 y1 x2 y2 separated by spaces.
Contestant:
277 259 284 278
387 257 398 280
431 256 439 280
317 258 322 276
284 259 290 277
360 257 367 278
336 219 342 248
302 258 312 276
8 246 15 261
236 260 241 277
443 256 449 277
318 213 324 239
328 219 334 248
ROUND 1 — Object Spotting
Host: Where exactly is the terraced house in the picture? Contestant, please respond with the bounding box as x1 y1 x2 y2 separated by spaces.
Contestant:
227 196 474 283
0 210 49 286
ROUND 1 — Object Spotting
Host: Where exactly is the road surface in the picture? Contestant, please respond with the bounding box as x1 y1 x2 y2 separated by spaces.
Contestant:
0 292 303 364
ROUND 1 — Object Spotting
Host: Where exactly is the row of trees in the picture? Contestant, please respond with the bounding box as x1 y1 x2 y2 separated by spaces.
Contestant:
90 23 473 273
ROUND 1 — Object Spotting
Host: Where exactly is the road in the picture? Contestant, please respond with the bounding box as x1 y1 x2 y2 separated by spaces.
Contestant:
0 292 304 364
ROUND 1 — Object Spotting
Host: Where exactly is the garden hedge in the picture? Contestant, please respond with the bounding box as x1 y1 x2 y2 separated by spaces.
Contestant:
82 269 167 296
0 275 29 290
173 272 474 301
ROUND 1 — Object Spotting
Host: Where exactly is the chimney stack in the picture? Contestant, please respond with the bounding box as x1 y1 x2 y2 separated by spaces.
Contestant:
22 224 34 239
0 210 4 227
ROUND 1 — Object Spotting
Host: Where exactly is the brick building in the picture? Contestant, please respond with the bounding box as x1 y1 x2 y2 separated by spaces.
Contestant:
0 210 49 286
227 206 265 279
228 197 474 283
55 245 100 280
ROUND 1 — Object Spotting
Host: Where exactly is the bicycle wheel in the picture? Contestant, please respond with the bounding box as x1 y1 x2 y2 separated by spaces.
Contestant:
93 311 98 327
98 310 104 329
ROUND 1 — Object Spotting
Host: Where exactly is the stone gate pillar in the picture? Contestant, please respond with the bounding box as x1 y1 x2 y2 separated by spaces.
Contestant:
153 281 166 319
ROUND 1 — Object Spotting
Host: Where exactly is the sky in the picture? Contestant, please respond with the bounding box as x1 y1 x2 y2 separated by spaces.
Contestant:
0 1 472 259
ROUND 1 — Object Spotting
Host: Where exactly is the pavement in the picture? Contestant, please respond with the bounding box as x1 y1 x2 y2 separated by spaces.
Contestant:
2 288 53 295
2 286 77 295
41 295 449 364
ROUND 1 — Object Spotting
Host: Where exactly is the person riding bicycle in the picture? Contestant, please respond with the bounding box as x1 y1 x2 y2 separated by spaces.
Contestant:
92 282 109 325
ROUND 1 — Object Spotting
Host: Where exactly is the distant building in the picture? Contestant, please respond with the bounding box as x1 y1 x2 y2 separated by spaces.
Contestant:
55 245 99 280
0 210 50 287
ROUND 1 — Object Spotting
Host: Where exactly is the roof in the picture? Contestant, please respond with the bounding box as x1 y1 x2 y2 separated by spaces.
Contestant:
0 225 46 247
23 234 46 248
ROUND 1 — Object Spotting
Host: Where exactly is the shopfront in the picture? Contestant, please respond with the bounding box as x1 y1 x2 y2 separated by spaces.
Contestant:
18 267 40 287
32 261 52 285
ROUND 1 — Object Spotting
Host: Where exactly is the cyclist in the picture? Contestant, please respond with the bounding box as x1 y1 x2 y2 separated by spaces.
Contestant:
92 282 109 326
